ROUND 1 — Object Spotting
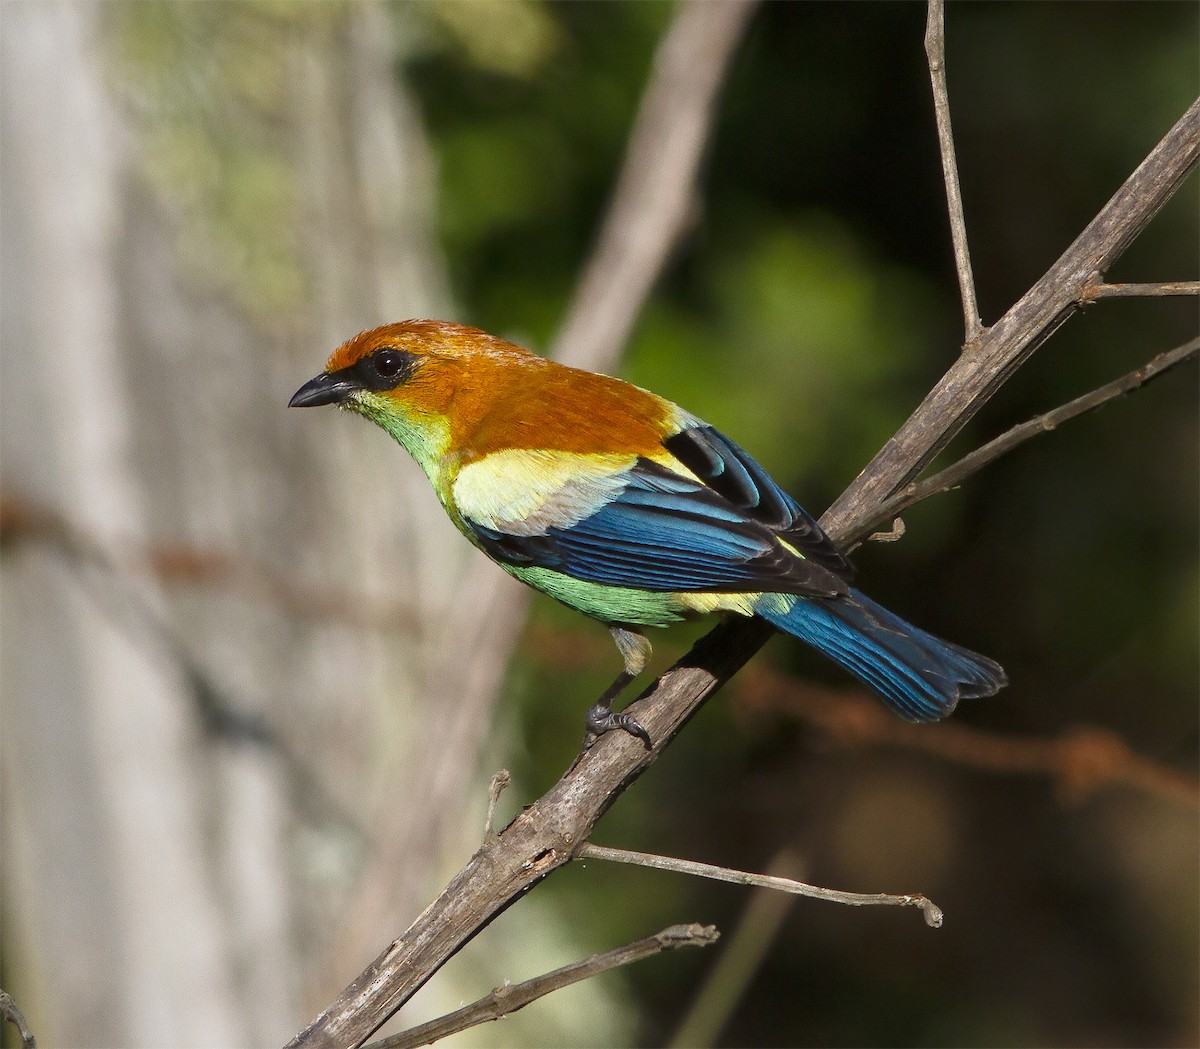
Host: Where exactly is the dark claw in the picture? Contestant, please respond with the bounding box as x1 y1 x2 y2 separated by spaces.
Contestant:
586 703 653 749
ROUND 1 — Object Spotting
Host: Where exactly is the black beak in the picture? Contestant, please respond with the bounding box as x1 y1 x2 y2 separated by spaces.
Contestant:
289 371 360 408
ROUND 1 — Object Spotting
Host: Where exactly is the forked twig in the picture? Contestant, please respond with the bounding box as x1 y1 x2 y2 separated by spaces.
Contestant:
859 336 1200 539
821 97 1198 538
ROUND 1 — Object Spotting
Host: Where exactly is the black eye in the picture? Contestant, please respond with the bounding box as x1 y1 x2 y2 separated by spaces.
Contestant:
373 349 405 379
359 347 414 390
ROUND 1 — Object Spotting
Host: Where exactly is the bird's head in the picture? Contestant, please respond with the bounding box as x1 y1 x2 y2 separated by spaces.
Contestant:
290 319 530 413
290 320 542 472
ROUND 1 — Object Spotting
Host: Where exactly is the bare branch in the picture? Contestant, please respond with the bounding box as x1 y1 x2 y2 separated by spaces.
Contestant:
550 0 758 372
577 844 944 928
1082 279 1200 300
925 0 982 343
859 336 1200 538
366 925 718 1049
823 97 1199 543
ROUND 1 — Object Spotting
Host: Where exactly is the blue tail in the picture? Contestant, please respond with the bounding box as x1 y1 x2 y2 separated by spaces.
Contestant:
755 589 1006 722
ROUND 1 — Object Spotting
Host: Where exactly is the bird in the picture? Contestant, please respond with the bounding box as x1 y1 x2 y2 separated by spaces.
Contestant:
290 320 1006 746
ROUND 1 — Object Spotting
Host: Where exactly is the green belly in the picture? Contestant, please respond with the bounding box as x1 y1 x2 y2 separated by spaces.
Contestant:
505 564 691 628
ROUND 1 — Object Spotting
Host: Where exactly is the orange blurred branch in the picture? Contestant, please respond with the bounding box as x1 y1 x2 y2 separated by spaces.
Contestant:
524 623 1199 811
0 490 417 635
733 666 1199 810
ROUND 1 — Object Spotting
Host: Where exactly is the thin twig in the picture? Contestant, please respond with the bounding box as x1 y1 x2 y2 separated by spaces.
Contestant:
577 843 944 928
925 0 982 343
859 336 1200 538
1082 279 1200 300
364 924 719 1049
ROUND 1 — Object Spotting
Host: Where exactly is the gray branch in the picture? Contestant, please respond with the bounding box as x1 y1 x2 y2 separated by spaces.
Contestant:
860 336 1200 539
364 925 718 1049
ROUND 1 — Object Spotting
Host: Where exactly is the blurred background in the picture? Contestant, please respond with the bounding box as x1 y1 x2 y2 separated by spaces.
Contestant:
1 2 1196 1047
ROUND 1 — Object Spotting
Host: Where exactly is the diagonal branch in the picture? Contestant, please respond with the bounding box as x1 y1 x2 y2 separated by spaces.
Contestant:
366 924 718 1049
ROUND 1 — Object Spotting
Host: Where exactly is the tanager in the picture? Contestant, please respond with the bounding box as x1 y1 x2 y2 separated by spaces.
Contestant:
291 320 1005 744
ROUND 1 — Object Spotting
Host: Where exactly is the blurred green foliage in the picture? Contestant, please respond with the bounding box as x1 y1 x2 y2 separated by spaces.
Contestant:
106 1 341 315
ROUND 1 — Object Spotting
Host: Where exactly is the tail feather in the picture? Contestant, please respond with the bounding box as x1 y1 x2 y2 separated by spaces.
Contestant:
756 589 1006 722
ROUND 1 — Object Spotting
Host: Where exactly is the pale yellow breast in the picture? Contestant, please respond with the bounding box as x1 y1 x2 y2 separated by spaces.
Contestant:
452 449 637 536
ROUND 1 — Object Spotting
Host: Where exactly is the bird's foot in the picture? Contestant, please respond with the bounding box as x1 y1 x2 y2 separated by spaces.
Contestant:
585 702 652 750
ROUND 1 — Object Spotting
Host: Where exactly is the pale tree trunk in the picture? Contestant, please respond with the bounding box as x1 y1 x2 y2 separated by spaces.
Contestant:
1 1 469 1043
0 2 246 1044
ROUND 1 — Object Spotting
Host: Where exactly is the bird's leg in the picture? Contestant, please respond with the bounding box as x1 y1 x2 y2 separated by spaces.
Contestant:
585 626 653 749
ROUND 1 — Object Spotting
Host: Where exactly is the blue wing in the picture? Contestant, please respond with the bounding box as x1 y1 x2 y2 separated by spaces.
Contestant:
465 437 851 597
